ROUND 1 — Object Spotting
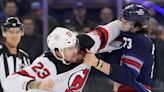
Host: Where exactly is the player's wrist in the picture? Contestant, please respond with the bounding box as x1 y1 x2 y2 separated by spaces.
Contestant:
26 80 41 90
95 59 104 70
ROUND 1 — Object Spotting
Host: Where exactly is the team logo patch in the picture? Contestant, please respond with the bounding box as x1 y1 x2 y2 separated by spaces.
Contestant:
136 9 145 15
65 68 90 92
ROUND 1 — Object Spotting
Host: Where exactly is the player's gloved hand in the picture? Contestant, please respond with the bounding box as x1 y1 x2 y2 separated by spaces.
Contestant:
83 49 99 67
27 79 54 90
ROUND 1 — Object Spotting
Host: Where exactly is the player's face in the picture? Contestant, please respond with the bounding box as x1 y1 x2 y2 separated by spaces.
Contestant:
4 28 23 48
121 19 134 32
64 44 79 63
130 26 142 33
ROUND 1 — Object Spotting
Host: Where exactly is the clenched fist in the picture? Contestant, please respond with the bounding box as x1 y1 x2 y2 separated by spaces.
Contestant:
39 79 54 90
83 49 99 67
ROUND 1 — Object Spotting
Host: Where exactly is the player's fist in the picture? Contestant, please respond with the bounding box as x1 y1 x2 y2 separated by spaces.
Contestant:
83 49 99 67
39 79 54 90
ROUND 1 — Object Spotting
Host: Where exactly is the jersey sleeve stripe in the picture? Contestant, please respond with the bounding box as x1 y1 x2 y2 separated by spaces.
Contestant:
124 52 145 62
121 58 142 69
17 69 35 79
125 63 140 74
122 55 144 66
93 30 102 42
97 26 109 50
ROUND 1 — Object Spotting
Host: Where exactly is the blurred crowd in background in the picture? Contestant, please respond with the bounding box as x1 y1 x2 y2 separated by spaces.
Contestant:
0 0 164 92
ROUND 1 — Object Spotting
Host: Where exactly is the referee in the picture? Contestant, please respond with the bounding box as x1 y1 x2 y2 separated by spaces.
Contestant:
0 17 30 92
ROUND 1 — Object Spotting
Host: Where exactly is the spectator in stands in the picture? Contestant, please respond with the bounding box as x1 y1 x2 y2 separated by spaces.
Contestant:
0 0 5 19
19 16 43 61
0 1 18 44
148 8 156 17
99 7 113 25
70 2 95 33
146 1 156 17
64 19 78 35
147 17 158 41
30 1 59 34
153 25 164 92
1 0 18 19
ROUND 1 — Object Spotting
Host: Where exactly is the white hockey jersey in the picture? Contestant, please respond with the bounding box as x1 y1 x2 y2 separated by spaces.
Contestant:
2 20 122 92
87 20 122 53
2 52 91 92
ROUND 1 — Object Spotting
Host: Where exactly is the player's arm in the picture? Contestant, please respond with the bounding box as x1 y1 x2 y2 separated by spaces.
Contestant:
26 79 54 91
2 57 55 92
84 38 148 85
84 37 152 92
77 20 121 53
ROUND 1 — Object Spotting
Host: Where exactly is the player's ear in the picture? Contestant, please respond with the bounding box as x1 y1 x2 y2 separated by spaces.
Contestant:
21 24 24 36
1 26 6 37
21 32 24 36
54 48 60 56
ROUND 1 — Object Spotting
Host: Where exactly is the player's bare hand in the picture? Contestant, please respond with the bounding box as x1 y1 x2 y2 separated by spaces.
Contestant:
39 79 54 90
83 49 98 67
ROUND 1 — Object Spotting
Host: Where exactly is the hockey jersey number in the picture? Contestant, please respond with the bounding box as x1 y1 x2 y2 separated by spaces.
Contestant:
123 37 132 49
32 62 50 79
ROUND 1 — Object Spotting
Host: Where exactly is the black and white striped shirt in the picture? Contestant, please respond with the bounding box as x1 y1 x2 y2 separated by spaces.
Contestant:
0 44 30 92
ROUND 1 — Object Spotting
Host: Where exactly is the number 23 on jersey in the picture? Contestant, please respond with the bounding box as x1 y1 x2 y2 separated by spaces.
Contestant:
32 62 50 79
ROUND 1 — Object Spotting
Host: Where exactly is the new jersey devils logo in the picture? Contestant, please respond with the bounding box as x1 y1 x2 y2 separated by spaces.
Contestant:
65 68 90 92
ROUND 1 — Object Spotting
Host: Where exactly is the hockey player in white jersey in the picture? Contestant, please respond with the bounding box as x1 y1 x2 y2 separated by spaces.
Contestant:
2 19 124 92
2 16 128 91
2 27 91 92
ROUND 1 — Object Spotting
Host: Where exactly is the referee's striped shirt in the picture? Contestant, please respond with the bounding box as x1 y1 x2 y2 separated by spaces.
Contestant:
0 44 30 92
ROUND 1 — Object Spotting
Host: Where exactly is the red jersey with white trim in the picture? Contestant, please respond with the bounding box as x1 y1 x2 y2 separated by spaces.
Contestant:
87 20 122 53
2 52 91 92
